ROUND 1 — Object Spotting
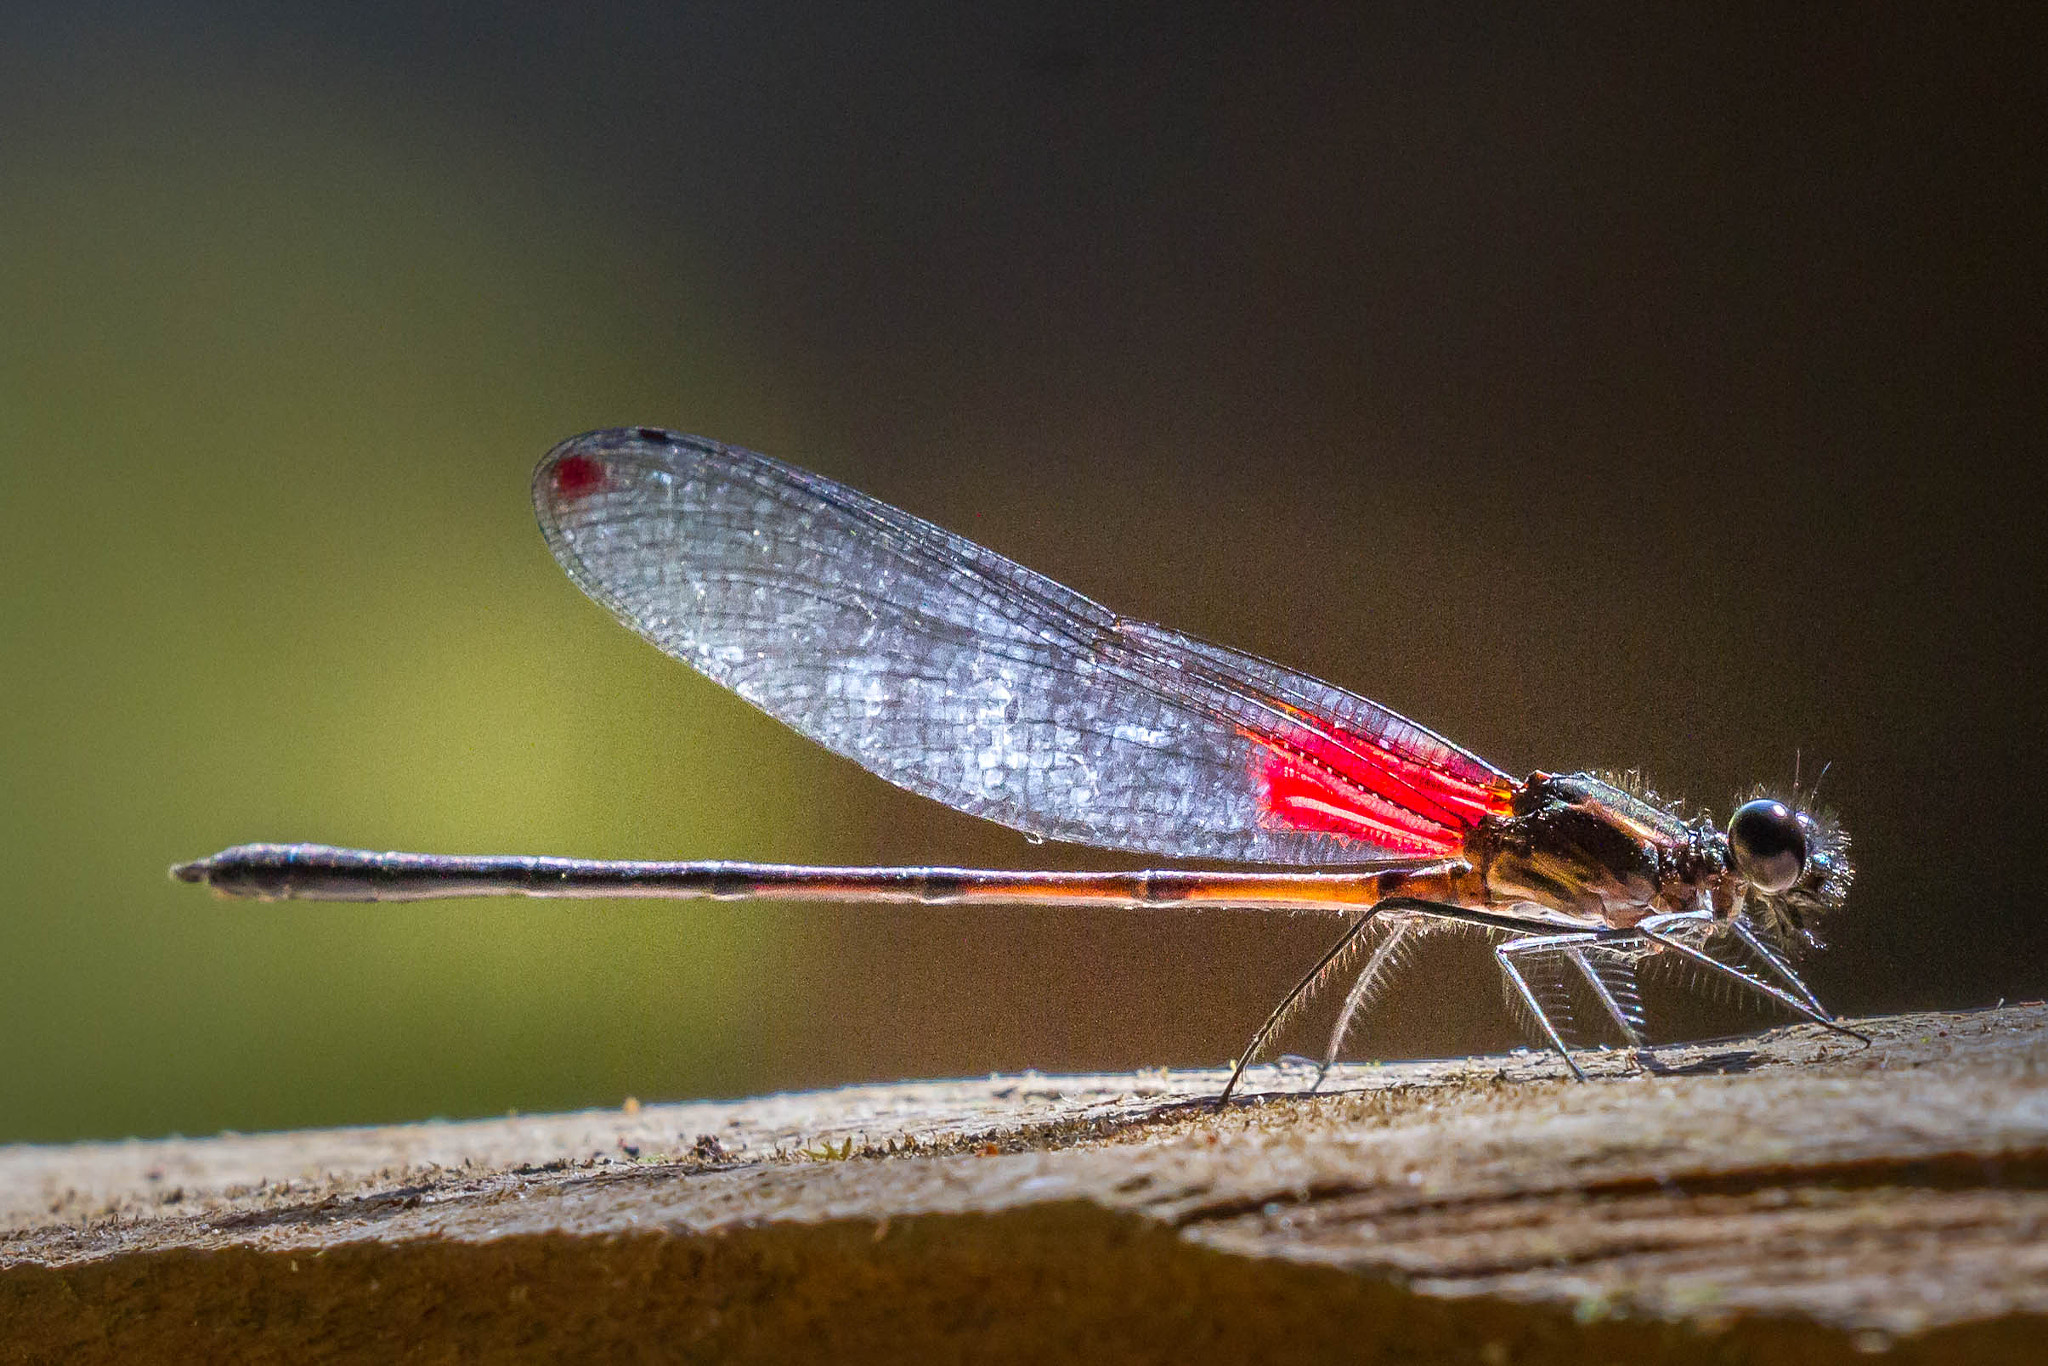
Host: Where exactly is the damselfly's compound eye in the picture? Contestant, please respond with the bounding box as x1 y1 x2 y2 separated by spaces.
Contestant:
1729 799 1806 894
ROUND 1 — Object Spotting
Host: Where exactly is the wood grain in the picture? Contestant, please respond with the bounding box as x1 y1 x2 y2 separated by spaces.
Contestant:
4 1006 2044 1363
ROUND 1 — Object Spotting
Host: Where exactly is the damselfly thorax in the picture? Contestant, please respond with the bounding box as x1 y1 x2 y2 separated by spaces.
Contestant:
175 427 1860 1101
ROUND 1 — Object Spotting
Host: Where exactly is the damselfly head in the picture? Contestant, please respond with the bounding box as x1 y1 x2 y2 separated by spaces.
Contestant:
1728 789 1852 951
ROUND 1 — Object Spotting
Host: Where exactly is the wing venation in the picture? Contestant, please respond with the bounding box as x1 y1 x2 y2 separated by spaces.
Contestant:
534 429 1512 864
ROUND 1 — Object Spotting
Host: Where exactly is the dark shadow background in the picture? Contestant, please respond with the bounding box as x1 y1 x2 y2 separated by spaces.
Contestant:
3 4 2041 1143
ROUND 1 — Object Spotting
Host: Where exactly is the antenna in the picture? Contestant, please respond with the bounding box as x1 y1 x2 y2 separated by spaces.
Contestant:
1806 760 1833 809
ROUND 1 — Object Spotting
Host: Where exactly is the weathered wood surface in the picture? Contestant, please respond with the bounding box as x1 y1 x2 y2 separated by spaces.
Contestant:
4 1005 2045 1363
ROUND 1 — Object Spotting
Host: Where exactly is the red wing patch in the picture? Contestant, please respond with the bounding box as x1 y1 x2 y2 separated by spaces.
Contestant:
1245 721 1510 857
550 452 608 500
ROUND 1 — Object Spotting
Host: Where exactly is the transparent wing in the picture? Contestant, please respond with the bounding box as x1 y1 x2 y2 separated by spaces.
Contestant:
533 428 1513 864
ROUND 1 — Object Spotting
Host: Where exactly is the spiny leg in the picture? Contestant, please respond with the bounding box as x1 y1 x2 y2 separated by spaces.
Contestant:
1312 921 1414 1092
1218 908 1384 1106
1497 933 1603 1081
1567 944 1647 1047
1636 926 1869 1045
1726 918 1830 1017
1221 893 1489 1106
1224 898 1645 1103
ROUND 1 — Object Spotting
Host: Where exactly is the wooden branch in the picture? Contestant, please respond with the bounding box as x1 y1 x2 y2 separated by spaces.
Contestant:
4 1006 2044 1363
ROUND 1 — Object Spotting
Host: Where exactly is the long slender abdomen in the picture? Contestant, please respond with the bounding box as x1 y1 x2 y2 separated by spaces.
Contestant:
172 843 1475 910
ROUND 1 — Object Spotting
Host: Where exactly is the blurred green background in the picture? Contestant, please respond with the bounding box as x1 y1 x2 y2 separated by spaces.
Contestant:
3 6 2041 1144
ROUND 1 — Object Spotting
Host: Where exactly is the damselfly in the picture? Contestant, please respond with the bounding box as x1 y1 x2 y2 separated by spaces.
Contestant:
175 428 1861 1100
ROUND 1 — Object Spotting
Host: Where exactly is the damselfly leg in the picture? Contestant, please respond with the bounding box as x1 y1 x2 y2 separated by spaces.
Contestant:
1223 907 1868 1104
1726 917 1831 1016
1634 917 1867 1044
1312 921 1420 1092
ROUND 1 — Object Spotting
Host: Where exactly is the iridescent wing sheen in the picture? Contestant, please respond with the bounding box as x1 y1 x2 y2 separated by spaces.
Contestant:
533 428 1514 865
